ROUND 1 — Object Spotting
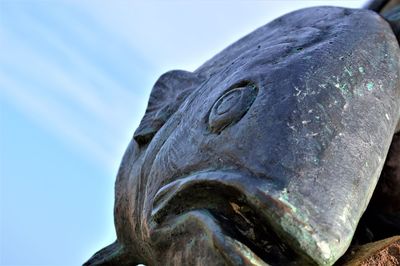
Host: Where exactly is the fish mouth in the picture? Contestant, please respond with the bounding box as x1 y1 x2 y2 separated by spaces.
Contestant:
151 170 320 265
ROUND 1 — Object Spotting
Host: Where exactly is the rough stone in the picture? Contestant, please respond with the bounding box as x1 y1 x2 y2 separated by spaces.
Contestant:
339 236 400 265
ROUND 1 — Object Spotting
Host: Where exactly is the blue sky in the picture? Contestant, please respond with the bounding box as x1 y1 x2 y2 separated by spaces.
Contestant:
0 1 364 265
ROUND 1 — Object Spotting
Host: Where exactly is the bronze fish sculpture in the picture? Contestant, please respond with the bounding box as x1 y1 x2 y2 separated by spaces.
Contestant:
85 4 400 266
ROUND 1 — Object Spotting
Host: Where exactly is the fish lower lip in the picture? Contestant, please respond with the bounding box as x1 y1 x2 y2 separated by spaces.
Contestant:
150 170 306 264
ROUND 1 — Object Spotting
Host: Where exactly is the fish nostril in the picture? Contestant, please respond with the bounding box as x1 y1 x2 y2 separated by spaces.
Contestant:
208 83 258 133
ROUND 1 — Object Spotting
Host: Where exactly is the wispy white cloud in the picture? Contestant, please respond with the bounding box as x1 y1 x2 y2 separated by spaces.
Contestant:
0 72 114 169
1 36 136 135
0 2 152 172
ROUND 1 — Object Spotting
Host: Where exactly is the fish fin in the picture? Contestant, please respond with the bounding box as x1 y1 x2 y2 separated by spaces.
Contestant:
133 70 203 146
83 241 141 266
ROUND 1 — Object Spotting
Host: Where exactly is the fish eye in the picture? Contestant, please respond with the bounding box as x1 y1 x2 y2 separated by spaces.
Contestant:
208 82 258 133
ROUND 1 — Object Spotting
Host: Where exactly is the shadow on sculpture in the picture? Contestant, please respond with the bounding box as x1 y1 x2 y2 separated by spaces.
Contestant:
85 1 400 265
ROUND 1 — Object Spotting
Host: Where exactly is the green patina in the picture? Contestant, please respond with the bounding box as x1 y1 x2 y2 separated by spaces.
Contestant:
344 67 352 77
277 192 336 265
335 82 349 95
367 82 374 91
330 71 354 96
279 188 298 212
358 66 365 74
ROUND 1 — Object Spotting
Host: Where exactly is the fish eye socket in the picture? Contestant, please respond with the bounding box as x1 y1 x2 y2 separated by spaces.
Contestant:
208 82 258 133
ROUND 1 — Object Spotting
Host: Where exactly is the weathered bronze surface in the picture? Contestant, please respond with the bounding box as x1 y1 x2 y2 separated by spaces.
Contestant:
85 5 400 266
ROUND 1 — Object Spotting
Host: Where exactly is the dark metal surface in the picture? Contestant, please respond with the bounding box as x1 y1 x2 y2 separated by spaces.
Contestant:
364 0 390 11
85 6 400 266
